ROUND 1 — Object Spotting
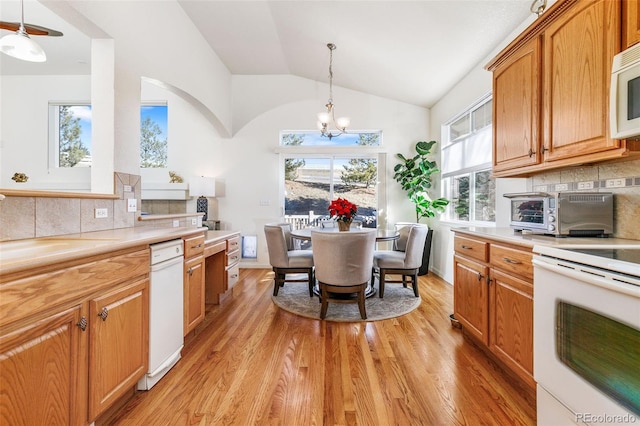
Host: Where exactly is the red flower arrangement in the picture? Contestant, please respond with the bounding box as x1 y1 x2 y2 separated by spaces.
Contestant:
328 198 357 223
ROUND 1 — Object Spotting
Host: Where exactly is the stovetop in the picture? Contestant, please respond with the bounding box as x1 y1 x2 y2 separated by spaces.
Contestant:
535 245 640 278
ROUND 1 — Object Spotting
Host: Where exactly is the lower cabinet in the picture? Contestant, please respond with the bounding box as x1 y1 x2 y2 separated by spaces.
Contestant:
0 305 86 425
453 233 535 388
183 233 206 336
0 247 150 425
88 278 149 421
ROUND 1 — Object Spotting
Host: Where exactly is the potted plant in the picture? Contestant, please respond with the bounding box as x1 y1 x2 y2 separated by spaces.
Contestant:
393 140 449 275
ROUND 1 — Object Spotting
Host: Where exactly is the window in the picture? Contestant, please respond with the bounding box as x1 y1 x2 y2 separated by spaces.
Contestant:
49 104 92 168
279 131 382 230
441 95 495 223
49 103 168 168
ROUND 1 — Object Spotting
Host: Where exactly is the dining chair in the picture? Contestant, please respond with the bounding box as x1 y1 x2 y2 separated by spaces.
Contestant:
264 223 314 297
393 222 414 251
372 224 428 298
311 229 376 319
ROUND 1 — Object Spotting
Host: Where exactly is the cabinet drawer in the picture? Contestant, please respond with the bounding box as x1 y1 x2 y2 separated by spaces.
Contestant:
183 234 205 258
454 235 489 262
490 244 533 280
227 264 240 289
227 235 240 253
227 250 240 267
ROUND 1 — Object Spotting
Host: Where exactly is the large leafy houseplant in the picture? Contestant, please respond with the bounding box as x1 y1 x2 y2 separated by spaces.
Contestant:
394 140 449 223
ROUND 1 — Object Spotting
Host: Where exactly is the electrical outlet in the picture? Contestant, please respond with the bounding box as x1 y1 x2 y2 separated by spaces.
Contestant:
533 185 547 192
605 178 625 188
94 208 108 219
123 185 132 192
191 218 197 225
259 199 270 206
173 220 179 227
554 183 569 191
127 198 137 212
577 181 594 190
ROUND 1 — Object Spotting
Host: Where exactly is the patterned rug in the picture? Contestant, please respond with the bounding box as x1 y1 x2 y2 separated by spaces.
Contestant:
271 280 421 322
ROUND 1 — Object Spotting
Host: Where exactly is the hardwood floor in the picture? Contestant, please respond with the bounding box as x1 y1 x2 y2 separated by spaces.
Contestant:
108 269 536 425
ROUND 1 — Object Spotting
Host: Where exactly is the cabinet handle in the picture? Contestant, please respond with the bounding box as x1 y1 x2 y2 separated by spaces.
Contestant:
528 148 536 158
98 307 109 321
502 257 521 264
187 267 193 276
76 316 88 331
230 255 239 261
541 146 548 153
192 243 203 249
461 245 473 250
486 275 492 285
477 272 484 281
231 274 238 279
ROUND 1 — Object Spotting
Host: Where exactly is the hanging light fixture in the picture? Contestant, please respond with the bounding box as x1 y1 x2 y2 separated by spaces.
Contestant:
317 43 350 140
0 0 46 62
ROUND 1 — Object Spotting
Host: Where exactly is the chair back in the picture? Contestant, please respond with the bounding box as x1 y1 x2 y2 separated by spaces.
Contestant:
264 224 290 268
393 222 415 252
403 225 429 269
311 230 376 286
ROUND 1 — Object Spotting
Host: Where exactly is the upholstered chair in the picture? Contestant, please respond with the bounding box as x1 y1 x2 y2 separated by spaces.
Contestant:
264 223 314 297
372 224 428 298
393 222 414 252
311 229 376 319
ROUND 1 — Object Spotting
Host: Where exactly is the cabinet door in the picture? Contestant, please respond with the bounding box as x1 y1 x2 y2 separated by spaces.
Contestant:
493 37 541 172
88 279 148 422
454 255 489 345
624 0 640 49
184 255 205 335
543 0 621 162
0 305 86 426
489 269 534 388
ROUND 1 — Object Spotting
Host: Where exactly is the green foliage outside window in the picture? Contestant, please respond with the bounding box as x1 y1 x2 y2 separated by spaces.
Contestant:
282 133 306 180
140 117 168 168
341 133 379 188
58 106 89 168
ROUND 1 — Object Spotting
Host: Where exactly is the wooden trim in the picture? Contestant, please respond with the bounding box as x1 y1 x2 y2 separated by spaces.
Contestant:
0 189 118 199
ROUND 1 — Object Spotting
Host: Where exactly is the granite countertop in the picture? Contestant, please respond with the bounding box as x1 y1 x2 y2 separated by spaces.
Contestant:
0 226 213 276
453 227 640 250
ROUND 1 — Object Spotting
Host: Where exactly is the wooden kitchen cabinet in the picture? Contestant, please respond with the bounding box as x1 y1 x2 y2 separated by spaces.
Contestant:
0 247 150 425
88 278 149 421
624 0 640 49
454 255 490 345
183 233 206 335
0 304 87 425
204 232 242 305
453 233 535 388
487 0 637 177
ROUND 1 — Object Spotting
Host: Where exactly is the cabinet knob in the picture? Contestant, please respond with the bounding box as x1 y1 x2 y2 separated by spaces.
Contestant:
187 267 193 276
98 307 109 321
76 316 88 331
528 148 536 158
477 272 484 281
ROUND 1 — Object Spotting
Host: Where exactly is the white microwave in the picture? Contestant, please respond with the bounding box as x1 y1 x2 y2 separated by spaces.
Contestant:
611 42 640 139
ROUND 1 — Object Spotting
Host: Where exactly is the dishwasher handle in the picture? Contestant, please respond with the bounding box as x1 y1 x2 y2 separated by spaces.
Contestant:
151 255 183 272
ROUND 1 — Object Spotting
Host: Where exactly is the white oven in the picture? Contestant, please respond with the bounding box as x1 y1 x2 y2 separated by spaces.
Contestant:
533 245 640 425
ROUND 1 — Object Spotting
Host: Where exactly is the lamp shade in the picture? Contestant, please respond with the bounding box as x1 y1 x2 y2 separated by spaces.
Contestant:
190 176 216 197
0 31 46 62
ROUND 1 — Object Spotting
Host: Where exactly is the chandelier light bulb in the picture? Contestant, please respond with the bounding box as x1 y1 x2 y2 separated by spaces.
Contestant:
336 117 350 130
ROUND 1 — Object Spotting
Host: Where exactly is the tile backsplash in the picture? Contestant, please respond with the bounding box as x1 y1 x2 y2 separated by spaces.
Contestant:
0 172 142 240
531 158 640 240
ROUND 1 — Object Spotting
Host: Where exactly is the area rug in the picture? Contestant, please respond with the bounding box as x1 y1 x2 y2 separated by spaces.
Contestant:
271 281 421 322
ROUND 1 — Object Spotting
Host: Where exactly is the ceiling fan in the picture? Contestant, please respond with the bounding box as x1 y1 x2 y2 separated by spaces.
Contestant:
0 0 63 62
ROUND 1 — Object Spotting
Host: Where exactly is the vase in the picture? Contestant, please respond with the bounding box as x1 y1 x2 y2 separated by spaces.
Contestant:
338 220 351 232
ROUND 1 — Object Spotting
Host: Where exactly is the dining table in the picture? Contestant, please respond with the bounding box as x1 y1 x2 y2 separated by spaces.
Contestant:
290 227 399 298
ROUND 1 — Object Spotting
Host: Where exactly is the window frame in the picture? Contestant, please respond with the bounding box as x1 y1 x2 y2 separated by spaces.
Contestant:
48 102 92 170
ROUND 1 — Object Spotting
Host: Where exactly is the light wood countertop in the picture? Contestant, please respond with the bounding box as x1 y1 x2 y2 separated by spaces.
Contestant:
0 227 214 276
452 227 640 250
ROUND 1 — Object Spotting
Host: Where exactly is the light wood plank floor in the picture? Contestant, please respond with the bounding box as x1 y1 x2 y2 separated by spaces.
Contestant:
108 269 536 425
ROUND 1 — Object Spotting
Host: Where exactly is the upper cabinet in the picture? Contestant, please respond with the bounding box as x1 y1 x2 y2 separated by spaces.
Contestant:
624 0 640 49
487 0 638 177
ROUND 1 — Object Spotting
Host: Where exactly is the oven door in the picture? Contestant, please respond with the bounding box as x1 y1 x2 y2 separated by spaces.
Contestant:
507 197 548 232
533 256 640 425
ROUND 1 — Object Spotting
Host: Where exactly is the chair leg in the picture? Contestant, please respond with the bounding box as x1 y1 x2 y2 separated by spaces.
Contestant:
320 284 329 319
358 287 367 320
412 273 419 297
308 268 314 297
379 270 385 298
272 270 282 296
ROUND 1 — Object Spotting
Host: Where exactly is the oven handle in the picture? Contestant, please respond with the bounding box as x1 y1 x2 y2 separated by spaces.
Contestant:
533 257 640 298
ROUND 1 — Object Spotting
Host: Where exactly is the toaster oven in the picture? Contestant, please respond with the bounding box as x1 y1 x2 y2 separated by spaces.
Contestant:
503 192 613 237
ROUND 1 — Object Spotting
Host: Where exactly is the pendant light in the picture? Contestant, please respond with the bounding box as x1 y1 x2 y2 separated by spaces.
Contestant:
317 43 349 140
0 0 46 62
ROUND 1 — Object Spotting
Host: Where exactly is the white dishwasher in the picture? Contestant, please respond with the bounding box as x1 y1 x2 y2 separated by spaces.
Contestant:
138 239 184 390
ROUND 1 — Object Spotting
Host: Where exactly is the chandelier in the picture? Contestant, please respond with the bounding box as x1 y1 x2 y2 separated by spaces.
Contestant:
317 43 350 140
0 0 46 62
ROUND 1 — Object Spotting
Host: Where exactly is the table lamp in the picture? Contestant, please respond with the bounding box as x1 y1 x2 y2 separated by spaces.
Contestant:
190 176 216 221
